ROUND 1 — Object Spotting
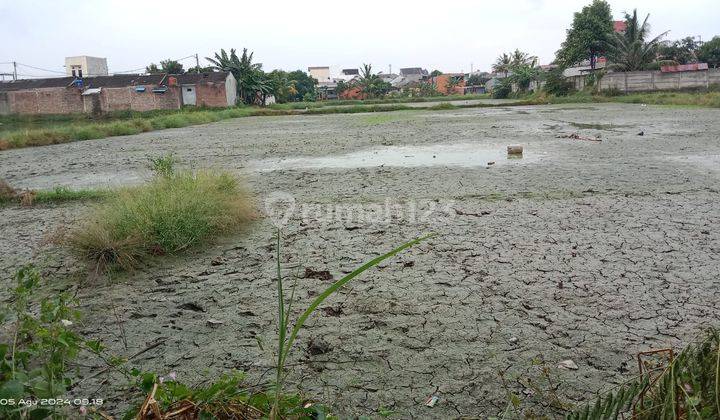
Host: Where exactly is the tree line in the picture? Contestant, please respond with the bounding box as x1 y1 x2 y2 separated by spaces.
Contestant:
488 0 720 98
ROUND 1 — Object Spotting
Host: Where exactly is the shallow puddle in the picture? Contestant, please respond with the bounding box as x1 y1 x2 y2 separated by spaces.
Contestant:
251 142 542 172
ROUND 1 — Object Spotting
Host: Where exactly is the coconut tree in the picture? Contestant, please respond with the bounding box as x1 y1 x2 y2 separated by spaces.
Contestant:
510 49 537 68
492 53 513 77
606 10 668 71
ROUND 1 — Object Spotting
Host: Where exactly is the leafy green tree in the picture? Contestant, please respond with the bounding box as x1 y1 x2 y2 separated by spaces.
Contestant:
160 59 184 74
466 72 491 86
186 65 216 73
658 37 701 64
509 64 540 92
492 53 512 77
267 70 296 103
146 60 185 74
287 70 317 101
606 10 668 71
556 0 614 69
698 36 720 68
429 69 443 77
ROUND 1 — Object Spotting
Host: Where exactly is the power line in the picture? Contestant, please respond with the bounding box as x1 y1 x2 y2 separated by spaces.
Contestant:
5 52 204 80
16 62 66 74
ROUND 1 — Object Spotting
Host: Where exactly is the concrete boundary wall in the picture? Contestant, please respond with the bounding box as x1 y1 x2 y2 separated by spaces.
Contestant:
569 69 720 92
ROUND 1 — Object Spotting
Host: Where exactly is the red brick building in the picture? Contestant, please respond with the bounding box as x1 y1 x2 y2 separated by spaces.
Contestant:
0 72 237 115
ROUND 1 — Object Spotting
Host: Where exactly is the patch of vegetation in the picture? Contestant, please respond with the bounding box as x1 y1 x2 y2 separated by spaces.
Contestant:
360 113 409 125
428 102 458 110
66 166 254 271
543 68 575 97
567 121 630 130
525 91 720 108
1 266 324 420
0 107 294 150
492 79 513 99
0 180 107 207
32 187 108 205
130 371 331 420
0 179 16 204
305 104 413 114
0 266 85 419
567 328 720 419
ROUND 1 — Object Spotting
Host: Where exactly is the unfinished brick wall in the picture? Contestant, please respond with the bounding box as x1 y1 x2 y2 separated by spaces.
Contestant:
102 87 181 112
195 82 229 107
37 88 83 114
7 88 83 114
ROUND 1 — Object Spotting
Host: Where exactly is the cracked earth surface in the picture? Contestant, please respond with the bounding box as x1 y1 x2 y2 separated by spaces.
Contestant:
1 103 719 418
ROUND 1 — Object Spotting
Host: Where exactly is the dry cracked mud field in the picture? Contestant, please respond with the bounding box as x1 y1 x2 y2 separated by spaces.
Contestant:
1 103 719 418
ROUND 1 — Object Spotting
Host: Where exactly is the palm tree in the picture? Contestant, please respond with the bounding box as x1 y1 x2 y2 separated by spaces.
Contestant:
606 10 668 71
492 53 512 77
510 49 537 68
206 48 264 104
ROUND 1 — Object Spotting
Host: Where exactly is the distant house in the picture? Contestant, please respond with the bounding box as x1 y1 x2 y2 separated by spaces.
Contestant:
378 73 398 83
307 66 332 83
339 69 360 81
65 56 108 77
0 72 237 115
391 67 429 88
429 73 466 95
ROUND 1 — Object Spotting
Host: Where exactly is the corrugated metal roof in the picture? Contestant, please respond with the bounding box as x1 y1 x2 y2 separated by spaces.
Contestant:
0 72 229 92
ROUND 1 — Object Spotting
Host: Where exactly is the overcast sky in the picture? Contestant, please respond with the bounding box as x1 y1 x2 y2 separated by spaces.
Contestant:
1 0 718 79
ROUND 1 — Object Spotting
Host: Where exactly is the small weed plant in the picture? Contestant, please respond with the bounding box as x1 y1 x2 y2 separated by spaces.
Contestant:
269 230 432 418
0 266 84 419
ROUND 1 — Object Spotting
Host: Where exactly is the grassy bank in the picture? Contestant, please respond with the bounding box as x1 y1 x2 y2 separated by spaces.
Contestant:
533 90 720 108
0 180 108 206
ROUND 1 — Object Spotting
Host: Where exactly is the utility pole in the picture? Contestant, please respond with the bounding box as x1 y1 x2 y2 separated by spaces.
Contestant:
195 54 200 72
389 64 392 74
13 61 17 81
470 62 474 74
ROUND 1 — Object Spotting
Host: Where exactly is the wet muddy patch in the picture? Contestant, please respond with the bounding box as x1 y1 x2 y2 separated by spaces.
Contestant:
250 142 544 172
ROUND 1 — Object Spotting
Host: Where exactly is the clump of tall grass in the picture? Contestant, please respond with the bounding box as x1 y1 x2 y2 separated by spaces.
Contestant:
67 168 254 271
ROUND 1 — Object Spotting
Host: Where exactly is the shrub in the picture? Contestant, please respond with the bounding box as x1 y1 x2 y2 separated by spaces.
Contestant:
543 68 574 96
67 171 254 270
492 79 513 99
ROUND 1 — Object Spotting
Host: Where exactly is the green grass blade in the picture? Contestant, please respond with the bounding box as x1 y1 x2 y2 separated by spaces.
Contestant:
715 332 720 416
275 229 286 379
280 234 433 362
